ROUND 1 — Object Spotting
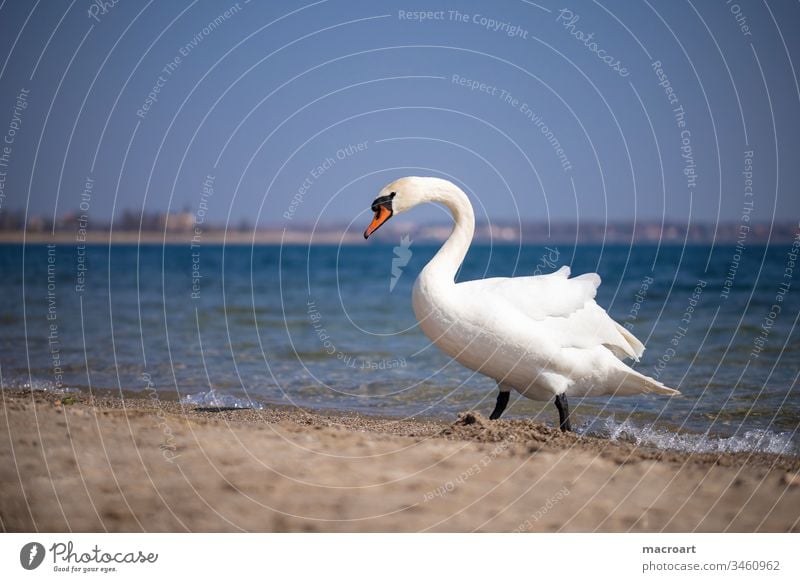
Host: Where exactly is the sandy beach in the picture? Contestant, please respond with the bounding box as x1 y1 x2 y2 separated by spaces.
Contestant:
1 389 798 533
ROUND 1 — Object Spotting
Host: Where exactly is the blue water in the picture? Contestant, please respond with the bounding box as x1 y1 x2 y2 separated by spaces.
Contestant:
1 242 798 455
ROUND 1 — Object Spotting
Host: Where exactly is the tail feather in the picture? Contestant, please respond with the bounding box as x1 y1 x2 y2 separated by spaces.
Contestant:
614 365 680 396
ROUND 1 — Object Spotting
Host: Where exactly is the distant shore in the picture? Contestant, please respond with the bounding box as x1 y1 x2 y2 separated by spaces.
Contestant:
1 388 798 532
1 219 798 245
0 230 365 245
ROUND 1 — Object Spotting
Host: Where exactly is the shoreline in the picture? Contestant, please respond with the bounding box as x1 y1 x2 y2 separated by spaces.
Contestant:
1 388 799 532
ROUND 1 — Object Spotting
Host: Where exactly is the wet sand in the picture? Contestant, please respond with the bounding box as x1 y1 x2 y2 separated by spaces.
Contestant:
1 389 798 532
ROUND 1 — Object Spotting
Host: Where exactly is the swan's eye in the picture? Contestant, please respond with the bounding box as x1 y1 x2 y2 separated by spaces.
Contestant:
370 192 396 212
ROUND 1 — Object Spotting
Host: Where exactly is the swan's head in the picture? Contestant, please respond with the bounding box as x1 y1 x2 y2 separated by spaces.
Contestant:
363 176 436 239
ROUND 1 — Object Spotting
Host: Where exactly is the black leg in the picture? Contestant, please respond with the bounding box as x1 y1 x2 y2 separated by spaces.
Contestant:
489 391 510 420
554 393 572 432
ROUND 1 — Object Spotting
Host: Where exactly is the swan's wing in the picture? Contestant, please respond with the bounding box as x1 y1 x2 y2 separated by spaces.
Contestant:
457 266 597 321
458 266 645 360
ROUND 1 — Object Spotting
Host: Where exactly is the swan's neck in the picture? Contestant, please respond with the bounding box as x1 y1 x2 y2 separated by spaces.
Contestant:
421 183 475 284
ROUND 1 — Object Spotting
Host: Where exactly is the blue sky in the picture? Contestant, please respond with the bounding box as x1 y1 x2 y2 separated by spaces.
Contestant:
0 0 798 229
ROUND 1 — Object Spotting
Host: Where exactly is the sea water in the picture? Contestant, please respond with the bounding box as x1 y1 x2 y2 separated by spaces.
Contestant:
1 242 797 455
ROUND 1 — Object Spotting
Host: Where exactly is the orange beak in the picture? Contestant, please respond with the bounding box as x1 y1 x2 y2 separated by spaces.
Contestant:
364 205 392 239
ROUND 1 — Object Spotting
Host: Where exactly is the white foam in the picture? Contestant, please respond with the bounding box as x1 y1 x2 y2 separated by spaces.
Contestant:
3 376 78 393
181 389 263 410
581 416 799 457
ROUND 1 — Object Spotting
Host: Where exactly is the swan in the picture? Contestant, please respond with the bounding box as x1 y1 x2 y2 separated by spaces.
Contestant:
363 176 679 431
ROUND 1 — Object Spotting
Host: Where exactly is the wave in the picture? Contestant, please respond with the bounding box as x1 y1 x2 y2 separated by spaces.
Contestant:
2 376 79 393
181 389 264 410
581 416 799 456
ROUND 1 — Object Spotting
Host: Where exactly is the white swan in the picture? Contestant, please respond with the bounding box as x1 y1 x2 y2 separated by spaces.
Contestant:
364 176 679 431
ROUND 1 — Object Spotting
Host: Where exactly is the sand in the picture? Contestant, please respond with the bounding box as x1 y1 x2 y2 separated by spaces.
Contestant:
1 389 798 532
